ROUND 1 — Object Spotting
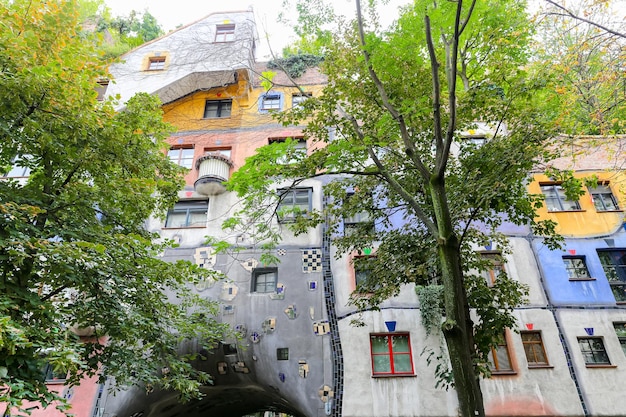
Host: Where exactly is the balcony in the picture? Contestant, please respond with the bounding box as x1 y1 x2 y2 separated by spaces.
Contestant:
194 153 233 195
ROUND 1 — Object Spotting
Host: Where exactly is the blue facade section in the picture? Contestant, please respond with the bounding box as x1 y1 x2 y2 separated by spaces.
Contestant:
533 232 626 305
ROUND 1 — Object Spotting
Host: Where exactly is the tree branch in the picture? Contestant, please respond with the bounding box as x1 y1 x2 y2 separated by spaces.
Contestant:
543 0 626 39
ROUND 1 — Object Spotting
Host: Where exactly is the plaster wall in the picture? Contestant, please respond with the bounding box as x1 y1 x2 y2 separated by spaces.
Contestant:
533 232 626 305
556 309 626 416
106 11 257 106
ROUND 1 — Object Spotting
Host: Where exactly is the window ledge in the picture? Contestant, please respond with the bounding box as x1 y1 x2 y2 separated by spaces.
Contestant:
45 380 67 385
569 278 596 282
596 209 623 213
585 364 617 368
162 226 206 230
372 374 416 378
490 370 517 376
528 364 554 369
547 209 586 213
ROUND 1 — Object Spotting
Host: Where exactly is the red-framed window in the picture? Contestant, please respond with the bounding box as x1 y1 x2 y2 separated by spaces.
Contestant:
370 332 414 376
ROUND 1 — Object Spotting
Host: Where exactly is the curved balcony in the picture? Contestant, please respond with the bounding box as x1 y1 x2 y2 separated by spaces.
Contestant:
194 153 233 195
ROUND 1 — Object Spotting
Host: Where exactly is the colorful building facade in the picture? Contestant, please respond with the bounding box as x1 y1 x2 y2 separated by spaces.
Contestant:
15 10 626 417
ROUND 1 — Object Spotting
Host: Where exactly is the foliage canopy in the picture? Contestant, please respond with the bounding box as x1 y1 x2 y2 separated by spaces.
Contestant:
0 0 225 411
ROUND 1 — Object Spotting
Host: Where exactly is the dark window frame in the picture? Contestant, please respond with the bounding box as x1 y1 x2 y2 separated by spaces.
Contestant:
613 322 626 357
291 92 312 108
540 183 581 212
203 99 232 119
251 267 278 293
597 249 626 303
164 200 208 228
578 336 611 366
479 251 505 287
277 188 312 223
589 182 620 211
369 332 415 377
562 255 593 281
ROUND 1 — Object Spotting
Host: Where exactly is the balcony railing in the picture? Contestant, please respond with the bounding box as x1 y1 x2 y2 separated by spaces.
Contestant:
194 153 233 195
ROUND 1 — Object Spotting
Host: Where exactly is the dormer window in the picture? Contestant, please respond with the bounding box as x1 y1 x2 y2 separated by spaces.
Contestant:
147 56 166 71
215 24 235 42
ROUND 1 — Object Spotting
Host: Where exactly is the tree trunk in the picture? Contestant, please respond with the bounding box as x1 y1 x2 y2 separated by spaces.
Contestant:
430 176 485 417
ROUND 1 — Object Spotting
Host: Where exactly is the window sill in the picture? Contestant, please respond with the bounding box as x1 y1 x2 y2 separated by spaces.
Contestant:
585 364 617 368
547 209 586 213
490 370 517 376
202 117 232 120
45 380 67 385
569 278 596 282
595 209 623 213
372 373 416 378
528 364 554 369
162 226 206 230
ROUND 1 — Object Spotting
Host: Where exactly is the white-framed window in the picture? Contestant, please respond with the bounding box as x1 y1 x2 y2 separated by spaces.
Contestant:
165 200 208 228
589 183 619 211
479 252 505 287
203 99 232 118
540 183 581 211
259 92 283 112
215 24 235 42
277 188 312 222
168 147 194 169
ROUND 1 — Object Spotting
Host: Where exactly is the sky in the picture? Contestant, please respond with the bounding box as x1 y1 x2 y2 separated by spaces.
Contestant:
103 0 411 59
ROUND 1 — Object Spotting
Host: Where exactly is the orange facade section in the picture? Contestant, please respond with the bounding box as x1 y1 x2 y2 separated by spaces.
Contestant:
530 171 625 237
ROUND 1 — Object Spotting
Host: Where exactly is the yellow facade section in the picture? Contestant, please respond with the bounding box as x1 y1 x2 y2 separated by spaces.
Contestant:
530 171 626 237
162 78 324 132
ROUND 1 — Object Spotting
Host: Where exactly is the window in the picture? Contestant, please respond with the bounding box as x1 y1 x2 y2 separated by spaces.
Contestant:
203 100 232 118
578 337 610 365
277 348 289 360
353 256 374 291
613 323 626 357
464 136 487 146
269 137 306 164
42 362 67 382
165 200 207 228
292 92 311 108
252 268 277 293
259 93 283 112
480 252 504 287
168 147 194 168
370 333 414 376
215 24 235 42
540 183 581 211
589 183 619 211
204 148 231 159
277 188 311 222
147 56 166 71
521 331 549 367
597 249 626 302
2 156 31 178
563 256 592 280
488 333 514 373
95 80 109 101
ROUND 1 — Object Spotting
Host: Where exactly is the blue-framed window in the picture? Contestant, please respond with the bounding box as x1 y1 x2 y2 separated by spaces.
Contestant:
259 92 284 113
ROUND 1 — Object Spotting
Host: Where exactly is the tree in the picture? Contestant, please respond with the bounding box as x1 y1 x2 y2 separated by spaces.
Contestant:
227 1 561 416
0 0 226 413
534 0 626 135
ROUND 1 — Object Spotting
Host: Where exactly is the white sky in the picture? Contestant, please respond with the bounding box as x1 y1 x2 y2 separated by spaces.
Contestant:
103 0 411 59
